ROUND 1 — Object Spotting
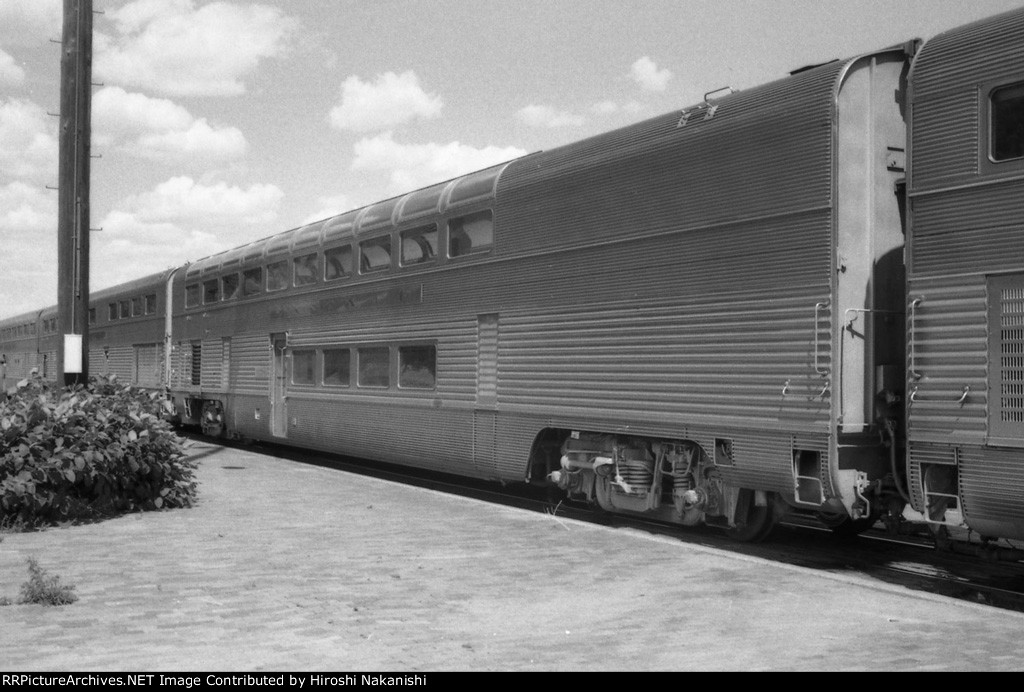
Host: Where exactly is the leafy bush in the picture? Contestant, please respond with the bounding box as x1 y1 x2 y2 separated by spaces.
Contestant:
0 375 196 525
17 557 78 606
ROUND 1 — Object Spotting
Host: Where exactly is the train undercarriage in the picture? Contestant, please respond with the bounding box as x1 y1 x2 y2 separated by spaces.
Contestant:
544 431 785 542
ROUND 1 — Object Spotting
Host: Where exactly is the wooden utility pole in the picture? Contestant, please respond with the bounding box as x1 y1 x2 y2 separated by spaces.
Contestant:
56 0 92 386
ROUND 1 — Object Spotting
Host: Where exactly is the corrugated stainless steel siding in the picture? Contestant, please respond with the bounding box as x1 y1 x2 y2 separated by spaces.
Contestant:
908 7 1024 191
910 179 1024 275
909 89 979 186
959 445 1024 527
497 62 843 258
232 333 270 396
911 8 1024 97
499 295 830 432
907 274 987 444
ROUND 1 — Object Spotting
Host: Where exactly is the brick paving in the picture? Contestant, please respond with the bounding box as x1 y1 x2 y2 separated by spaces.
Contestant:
1 440 1023 672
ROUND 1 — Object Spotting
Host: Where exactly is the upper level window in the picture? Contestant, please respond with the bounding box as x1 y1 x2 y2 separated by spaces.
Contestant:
267 260 289 292
185 284 201 309
109 302 119 320
325 245 353 281
119 300 131 319
992 82 1024 162
222 274 240 301
293 253 318 286
144 294 157 314
359 236 392 274
243 268 263 297
88 308 96 325
203 278 220 304
448 210 493 258
131 296 143 316
400 224 438 267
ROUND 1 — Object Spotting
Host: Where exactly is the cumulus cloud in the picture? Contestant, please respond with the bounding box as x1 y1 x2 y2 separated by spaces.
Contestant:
630 56 672 92
592 99 645 116
0 49 25 86
350 133 526 197
329 71 443 132
91 176 284 288
516 104 586 128
95 0 296 97
0 0 61 48
0 99 59 182
92 87 246 165
0 181 58 312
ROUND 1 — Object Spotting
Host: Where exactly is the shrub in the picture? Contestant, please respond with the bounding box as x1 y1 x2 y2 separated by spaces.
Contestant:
18 557 77 606
0 374 197 525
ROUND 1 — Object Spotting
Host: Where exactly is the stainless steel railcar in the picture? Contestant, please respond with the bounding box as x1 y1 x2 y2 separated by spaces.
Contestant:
4 7 1023 547
165 42 914 541
904 9 1024 545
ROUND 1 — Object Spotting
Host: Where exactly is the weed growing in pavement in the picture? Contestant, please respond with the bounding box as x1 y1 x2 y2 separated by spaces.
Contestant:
17 557 77 606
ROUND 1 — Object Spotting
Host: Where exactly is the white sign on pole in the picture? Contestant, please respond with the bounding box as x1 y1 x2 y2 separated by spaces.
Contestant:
64 334 83 374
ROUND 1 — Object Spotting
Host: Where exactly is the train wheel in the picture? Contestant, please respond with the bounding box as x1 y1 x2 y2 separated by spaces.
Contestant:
726 490 777 542
200 401 224 438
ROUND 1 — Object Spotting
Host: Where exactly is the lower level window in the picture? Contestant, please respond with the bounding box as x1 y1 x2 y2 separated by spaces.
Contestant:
358 347 390 388
399 345 436 389
323 348 351 386
291 350 315 385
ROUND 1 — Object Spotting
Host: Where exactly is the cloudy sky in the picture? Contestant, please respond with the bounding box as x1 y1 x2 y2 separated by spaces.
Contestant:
2 0 1022 316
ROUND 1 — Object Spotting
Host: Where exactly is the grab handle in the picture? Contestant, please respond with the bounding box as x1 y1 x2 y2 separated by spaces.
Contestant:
909 297 923 381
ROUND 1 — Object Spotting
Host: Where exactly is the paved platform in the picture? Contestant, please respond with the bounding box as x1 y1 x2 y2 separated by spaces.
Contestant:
1 439 1023 672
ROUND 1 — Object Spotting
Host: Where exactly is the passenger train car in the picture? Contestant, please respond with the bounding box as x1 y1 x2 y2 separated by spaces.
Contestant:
3 8 1023 548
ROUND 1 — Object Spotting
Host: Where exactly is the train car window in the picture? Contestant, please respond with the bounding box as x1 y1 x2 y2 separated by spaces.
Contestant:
89 308 96 325
291 350 316 385
185 284 201 308
359 236 392 274
131 296 143 316
203 279 220 304
293 253 319 287
144 294 157 314
992 82 1024 162
323 348 351 387
398 345 436 390
324 245 353 281
400 225 439 267
222 273 240 301
357 347 390 388
119 300 131 319
266 260 289 292
448 210 493 258
243 268 263 297
108 302 119 320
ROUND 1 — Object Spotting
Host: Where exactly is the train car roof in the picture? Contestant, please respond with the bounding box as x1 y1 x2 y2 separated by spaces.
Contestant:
183 159 520 275
89 269 176 302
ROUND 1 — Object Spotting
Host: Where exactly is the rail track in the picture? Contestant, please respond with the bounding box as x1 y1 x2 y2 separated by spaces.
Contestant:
188 432 1024 614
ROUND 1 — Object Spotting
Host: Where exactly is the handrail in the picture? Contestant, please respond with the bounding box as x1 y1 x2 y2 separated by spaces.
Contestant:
909 385 970 407
783 379 830 399
909 297 923 381
814 301 830 376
